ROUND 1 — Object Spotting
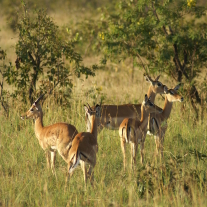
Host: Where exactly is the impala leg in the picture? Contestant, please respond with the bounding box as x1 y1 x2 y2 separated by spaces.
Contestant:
51 151 57 179
158 127 166 159
154 135 159 155
65 164 74 193
80 160 87 186
160 136 164 159
45 151 51 170
88 165 94 186
140 141 145 164
66 166 74 183
131 143 136 169
88 156 96 186
154 129 165 159
65 171 69 185
147 114 151 131
121 139 126 170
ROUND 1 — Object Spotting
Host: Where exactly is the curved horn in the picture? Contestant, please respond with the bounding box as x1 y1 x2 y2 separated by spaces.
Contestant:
34 94 45 104
87 103 92 110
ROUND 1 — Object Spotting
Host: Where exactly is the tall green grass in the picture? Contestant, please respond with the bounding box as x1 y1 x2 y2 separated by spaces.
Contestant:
0 93 207 207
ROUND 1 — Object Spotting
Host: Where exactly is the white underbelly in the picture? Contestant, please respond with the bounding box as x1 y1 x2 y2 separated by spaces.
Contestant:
51 146 57 151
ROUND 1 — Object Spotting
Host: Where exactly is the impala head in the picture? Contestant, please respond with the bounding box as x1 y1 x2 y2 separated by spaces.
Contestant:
84 103 101 132
144 74 166 94
20 94 44 120
164 84 184 102
142 94 163 114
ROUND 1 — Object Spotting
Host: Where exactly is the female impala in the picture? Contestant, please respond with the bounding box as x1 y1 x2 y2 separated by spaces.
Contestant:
21 95 78 175
119 94 163 170
68 104 100 185
148 84 184 157
85 74 166 132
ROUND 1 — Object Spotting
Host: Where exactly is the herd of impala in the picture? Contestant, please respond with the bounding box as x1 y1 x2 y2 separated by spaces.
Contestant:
20 74 184 186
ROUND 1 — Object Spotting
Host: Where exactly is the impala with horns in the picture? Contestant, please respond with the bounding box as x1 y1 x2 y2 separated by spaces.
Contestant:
21 94 78 176
85 74 166 133
147 84 184 157
119 95 163 169
68 103 100 185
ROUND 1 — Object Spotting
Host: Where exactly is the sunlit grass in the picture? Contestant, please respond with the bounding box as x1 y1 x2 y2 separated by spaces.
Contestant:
1 87 207 206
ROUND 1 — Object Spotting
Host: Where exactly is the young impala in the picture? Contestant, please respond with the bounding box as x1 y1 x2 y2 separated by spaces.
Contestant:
85 74 166 132
20 95 78 176
68 104 100 185
119 94 163 169
147 84 184 157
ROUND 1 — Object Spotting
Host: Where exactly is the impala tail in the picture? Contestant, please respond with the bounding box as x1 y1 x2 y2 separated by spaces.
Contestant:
121 125 128 143
120 120 129 143
69 151 81 173
120 120 136 143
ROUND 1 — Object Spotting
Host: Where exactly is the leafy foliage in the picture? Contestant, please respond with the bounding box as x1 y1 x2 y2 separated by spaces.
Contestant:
0 47 9 116
82 0 207 118
3 5 97 105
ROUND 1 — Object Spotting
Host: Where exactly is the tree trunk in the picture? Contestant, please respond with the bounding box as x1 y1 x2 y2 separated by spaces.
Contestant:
28 51 40 105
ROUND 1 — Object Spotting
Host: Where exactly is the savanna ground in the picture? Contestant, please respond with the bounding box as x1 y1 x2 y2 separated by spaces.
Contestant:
1 2 207 207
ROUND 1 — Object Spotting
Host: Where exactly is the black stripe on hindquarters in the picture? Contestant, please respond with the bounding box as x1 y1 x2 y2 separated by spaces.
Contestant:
152 118 159 133
80 152 90 163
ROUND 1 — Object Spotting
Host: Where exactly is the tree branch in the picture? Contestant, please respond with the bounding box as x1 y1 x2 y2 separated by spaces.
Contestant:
136 53 148 73
151 3 201 108
182 49 188 74
28 51 39 104
41 75 68 106
28 51 36 66
123 41 149 72
152 3 168 36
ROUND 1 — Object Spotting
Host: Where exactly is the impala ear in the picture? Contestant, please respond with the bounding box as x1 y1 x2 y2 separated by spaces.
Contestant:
95 104 101 110
32 103 39 111
144 74 153 84
142 94 148 105
144 94 148 102
95 104 101 117
155 75 161 81
84 105 89 113
174 83 181 91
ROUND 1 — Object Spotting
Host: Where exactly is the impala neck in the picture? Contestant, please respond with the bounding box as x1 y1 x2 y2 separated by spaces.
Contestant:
34 113 44 139
162 96 173 120
140 104 149 126
147 85 156 102
90 115 97 140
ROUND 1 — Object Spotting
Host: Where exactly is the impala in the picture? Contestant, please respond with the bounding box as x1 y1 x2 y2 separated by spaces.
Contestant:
68 104 100 185
147 84 184 157
119 94 163 169
20 95 78 176
85 74 166 132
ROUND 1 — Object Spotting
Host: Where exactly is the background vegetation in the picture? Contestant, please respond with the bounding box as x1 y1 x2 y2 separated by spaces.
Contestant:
0 0 207 206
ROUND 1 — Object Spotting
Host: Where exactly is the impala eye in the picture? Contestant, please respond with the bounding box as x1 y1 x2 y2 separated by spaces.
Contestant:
170 90 174 95
157 82 162 87
30 108 34 112
149 102 154 106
